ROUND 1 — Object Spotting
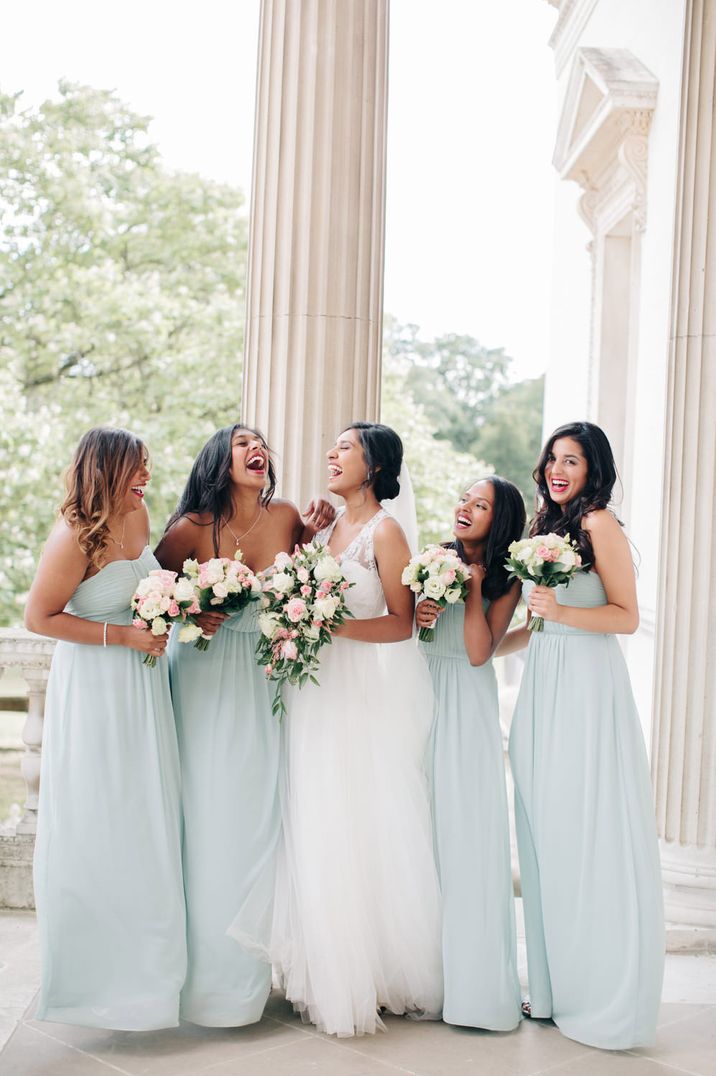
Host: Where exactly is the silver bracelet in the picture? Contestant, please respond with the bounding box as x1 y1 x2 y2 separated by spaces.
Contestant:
103 622 108 648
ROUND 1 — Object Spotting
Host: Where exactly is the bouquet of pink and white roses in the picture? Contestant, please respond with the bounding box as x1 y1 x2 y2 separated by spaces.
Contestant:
504 533 584 632
131 568 200 666
401 545 472 642
179 550 262 650
256 543 353 717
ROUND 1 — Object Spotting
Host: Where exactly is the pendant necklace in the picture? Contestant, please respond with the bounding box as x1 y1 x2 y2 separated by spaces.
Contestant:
225 505 263 547
108 518 126 550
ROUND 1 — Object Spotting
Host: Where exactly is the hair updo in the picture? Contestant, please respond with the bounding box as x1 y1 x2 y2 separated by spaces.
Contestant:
347 422 403 501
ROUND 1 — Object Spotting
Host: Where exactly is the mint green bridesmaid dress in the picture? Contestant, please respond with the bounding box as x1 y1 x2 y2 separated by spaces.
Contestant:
421 600 521 1031
509 572 664 1049
34 546 186 1030
169 603 280 1026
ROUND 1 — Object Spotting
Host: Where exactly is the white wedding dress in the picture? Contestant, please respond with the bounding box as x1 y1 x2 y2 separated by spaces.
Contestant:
230 508 443 1036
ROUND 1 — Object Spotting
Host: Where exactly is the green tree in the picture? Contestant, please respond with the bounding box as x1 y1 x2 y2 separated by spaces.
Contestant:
381 348 489 547
384 318 543 506
473 375 544 505
0 82 248 623
386 319 511 454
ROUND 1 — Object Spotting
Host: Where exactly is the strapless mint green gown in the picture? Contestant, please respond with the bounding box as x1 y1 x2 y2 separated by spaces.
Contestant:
33 546 186 1030
169 603 280 1026
421 601 521 1031
509 572 664 1049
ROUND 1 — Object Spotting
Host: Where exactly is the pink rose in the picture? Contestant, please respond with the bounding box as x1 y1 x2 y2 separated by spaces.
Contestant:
188 600 201 615
265 663 273 676
297 567 309 583
536 545 550 559
281 640 298 660
132 617 146 629
285 597 308 623
154 569 177 587
300 585 312 596
168 600 180 617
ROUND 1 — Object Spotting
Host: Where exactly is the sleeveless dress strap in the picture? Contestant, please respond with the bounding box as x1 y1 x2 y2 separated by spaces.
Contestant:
347 508 387 572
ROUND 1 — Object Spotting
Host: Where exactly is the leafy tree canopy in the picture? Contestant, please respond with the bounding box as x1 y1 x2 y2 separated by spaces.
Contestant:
0 83 541 626
0 82 248 622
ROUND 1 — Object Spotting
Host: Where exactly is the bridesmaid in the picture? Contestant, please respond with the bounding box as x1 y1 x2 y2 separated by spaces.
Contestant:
506 421 664 1049
416 477 525 1032
155 423 333 1027
25 427 185 1030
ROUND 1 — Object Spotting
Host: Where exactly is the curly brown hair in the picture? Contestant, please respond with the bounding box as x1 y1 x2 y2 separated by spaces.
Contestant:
60 427 147 568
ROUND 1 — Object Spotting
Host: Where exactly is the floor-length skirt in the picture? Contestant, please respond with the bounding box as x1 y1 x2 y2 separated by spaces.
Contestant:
170 605 280 1026
509 626 664 1049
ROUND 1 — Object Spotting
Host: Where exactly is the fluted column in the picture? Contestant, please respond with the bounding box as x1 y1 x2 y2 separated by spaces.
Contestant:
242 0 388 505
652 0 716 932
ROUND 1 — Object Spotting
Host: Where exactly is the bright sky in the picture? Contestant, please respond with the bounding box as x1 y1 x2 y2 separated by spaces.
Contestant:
1 0 557 381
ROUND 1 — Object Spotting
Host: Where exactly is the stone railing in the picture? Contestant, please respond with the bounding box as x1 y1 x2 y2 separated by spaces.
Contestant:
0 628 55 909
0 628 55 834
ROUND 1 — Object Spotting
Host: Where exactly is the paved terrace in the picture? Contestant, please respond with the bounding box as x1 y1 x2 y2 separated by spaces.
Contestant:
1 907 714 1076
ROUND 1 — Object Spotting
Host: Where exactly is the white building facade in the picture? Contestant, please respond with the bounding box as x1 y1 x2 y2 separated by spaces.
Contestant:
543 0 715 940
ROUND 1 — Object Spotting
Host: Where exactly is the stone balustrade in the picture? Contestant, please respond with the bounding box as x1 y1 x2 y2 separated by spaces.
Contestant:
0 628 55 835
0 628 55 909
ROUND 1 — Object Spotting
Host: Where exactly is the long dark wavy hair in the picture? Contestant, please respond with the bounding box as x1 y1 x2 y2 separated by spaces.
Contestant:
445 475 526 601
164 424 277 555
530 420 619 566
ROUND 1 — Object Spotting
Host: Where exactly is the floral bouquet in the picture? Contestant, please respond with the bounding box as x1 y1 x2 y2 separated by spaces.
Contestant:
401 545 471 642
131 568 199 666
256 543 353 717
179 550 263 650
505 533 583 632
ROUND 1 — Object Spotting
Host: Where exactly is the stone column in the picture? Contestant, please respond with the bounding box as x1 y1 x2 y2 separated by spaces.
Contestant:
651 0 716 937
242 0 388 506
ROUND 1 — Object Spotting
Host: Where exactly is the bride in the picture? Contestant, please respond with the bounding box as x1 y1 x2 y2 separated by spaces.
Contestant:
230 422 442 1036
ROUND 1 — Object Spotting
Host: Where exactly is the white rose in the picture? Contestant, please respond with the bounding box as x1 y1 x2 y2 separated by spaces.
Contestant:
212 581 229 600
250 576 263 594
313 595 339 620
151 617 169 636
274 551 293 571
313 555 342 583
259 612 281 639
427 561 442 577
424 578 445 600
203 559 225 586
445 587 462 604
182 558 200 578
270 572 294 594
174 577 197 603
303 623 321 641
178 623 203 643
140 600 161 620
410 581 423 593
557 548 577 569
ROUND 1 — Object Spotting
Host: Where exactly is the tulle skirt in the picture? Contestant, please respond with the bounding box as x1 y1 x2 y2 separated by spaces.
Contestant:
230 636 443 1036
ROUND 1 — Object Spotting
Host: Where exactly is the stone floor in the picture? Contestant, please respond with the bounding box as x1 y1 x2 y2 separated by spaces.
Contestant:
1 909 715 1076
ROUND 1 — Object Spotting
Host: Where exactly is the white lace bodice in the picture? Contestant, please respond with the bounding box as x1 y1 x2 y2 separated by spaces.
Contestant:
315 508 387 620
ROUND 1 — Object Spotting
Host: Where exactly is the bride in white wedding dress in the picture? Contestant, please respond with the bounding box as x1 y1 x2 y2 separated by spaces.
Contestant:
230 423 443 1036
